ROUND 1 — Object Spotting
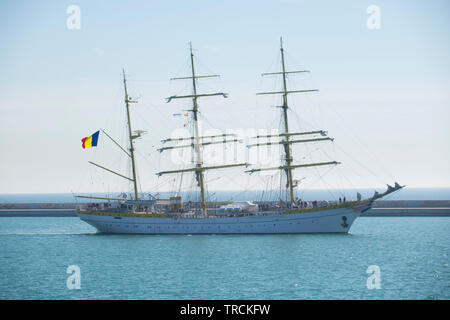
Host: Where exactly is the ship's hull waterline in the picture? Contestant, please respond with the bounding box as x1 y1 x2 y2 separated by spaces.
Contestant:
77 207 363 234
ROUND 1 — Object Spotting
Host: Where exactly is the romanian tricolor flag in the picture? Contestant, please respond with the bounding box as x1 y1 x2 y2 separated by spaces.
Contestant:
81 130 100 149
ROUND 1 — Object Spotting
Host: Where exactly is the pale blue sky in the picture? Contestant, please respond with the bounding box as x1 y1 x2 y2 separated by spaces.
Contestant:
0 0 449 194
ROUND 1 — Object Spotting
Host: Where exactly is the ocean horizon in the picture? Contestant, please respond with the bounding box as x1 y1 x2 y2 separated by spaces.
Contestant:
1 187 449 203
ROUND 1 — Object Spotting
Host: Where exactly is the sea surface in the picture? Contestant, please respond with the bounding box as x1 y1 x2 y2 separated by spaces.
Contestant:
0 216 449 300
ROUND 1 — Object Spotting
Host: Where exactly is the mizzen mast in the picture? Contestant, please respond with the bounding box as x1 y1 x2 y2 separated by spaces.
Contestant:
122 69 140 200
80 71 143 201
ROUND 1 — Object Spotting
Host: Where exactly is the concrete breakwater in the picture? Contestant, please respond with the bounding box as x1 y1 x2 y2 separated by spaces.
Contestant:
361 200 450 216
0 201 450 217
0 202 79 217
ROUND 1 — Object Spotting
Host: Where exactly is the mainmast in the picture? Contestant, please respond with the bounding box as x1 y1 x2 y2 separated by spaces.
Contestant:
189 42 207 212
248 37 339 206
122 69 139 200
158 42 247 213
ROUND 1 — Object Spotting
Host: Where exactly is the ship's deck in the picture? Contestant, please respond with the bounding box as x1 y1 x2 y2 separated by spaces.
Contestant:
77 201 359 218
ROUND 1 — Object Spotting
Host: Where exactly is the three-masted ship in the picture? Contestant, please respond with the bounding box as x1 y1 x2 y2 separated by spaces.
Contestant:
76 39 403 234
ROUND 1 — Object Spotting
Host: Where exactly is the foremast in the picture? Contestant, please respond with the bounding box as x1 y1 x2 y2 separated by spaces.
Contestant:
280 38 296 205
247 37 340 206
157 42 247 213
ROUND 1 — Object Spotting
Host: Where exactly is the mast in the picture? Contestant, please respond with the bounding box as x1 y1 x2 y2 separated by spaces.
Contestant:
189 42 207 212
122 69 139 200
250 37 339 206
279 37 295 204
159 42 248 214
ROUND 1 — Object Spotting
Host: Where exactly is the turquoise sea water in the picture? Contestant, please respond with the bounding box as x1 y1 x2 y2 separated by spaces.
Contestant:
0 216 449 300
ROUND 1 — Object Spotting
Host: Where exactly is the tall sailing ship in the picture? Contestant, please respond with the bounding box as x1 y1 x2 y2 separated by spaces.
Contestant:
76 39 403 234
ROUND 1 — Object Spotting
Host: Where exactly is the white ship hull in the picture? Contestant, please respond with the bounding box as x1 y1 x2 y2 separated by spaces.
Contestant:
77 207 363 234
